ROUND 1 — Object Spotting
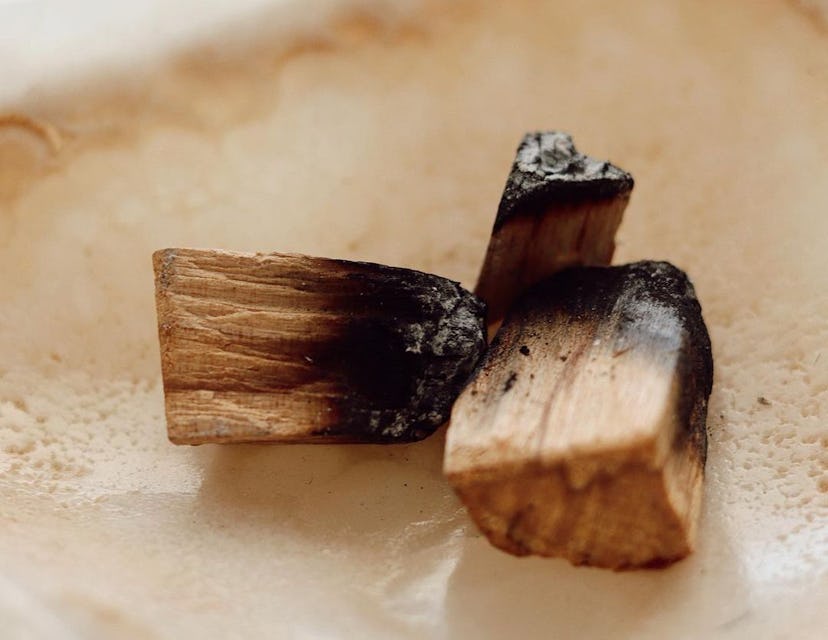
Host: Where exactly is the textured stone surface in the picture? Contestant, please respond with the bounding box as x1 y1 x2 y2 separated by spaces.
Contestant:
1 0 827 638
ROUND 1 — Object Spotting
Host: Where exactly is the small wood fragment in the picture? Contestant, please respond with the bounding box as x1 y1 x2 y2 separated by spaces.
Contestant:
445 261 713 569
153 248 487 445
475 131 633 325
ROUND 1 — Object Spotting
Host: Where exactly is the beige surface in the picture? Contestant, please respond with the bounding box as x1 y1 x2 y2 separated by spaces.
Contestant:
1 0 827 638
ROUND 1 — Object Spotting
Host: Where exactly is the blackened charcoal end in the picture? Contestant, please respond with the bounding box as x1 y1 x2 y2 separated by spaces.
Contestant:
613 261 714 424
616 263 712 466
494 131 634 230
320 274 488 443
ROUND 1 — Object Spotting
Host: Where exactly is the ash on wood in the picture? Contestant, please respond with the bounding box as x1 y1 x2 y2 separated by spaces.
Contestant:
445 261 713 569
475 131 633 324
153 248 487 445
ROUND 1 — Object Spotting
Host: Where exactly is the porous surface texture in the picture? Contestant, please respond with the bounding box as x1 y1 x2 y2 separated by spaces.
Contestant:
1 0 827 638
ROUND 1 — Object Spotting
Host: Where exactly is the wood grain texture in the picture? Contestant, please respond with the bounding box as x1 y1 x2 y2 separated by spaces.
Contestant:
475 132 633 323
153 248 487 444
446 261 713 569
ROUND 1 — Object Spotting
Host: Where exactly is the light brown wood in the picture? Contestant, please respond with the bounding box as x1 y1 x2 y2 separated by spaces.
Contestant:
475 132 633 325
445 261 713 569
153 248 487 445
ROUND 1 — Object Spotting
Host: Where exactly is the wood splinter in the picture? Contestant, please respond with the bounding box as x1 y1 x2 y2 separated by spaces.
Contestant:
445 261 713 569
153 248 487 445
475 131 634 325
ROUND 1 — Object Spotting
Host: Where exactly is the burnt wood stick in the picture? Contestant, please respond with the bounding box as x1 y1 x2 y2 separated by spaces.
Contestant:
475 131 633 325
153 248 487 445
446 261 713 569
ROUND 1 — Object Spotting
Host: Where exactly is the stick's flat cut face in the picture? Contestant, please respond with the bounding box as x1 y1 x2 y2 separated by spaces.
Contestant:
154 248 487 444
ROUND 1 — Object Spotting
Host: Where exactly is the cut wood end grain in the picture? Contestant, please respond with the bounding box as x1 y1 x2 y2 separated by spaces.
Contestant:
475 131 633 324
153 248 487 445
446 261 712 569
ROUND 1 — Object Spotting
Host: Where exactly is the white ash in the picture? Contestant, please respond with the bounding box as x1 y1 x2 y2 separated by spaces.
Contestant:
515 131 631 186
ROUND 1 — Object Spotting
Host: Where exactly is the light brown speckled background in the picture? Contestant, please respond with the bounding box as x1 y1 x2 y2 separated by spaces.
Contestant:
1 1 826 637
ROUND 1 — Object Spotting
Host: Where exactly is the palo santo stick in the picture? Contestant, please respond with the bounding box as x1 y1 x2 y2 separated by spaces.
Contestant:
446 261 713 569
153 248 486 445
475 131 633 324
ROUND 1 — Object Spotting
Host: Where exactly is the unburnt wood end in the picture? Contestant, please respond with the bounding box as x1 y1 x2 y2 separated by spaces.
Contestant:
153 248 487 444
475 131 633 325
445 261 713 569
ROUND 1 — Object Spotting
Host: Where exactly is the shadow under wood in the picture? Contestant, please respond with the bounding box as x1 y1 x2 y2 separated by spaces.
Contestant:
443 481 752 639
194 425 466 553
